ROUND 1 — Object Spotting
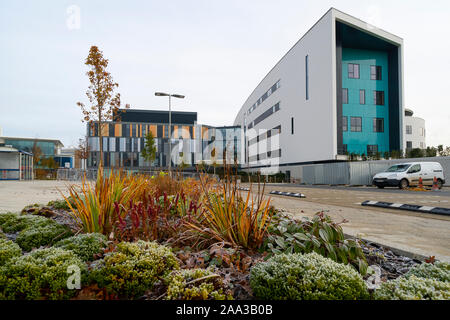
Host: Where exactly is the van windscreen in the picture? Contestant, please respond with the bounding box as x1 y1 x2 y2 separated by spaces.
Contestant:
386 164 411 172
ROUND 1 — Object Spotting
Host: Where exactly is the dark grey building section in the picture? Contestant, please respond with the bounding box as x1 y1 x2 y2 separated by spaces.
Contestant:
115 109 197 125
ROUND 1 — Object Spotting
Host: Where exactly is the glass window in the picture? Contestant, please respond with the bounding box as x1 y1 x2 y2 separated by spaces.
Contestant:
373 118 384 132
371 65 382 80
305 55 309 100
373 91 385 105
359 89 365 105
406 141 413 150
367 145 378 156
406 125 412 135
348 63 360 79
342 88 348 104
350 117 362 132
342 116 348 132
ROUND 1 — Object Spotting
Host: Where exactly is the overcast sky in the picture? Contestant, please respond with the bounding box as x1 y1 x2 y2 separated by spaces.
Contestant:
1 0 449 148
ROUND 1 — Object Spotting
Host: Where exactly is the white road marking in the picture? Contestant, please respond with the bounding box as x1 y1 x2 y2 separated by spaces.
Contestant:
419 206 435 211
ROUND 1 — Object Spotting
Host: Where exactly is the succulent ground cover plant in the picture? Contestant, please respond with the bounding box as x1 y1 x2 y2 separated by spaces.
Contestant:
89 240 179 299
250 252 369 300
54 233 107 262
374 275 450 300
0 247 86 300
404 261 450 282
0 212 72 251
0 238 21 265
165 268 233 300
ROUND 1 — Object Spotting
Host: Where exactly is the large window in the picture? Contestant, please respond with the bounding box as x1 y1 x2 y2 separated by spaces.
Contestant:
350 117 362 132
348 63 360 79
359 89 365 105
406 125 412 134
371 65 382 80
373 118 384 133
342 88 348 104
342 116 348 132
373 91 385 106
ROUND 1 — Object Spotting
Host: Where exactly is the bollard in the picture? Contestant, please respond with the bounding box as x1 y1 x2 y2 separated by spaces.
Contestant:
432 176 439 191
418 177 423 189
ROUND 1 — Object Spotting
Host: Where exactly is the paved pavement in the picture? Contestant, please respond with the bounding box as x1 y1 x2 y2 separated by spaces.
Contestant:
0 180 77 213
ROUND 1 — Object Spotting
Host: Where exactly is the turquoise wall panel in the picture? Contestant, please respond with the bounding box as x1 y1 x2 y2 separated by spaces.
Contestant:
342 48 390 155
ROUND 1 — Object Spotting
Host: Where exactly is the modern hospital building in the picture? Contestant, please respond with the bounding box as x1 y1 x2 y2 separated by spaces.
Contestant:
88 8 415 179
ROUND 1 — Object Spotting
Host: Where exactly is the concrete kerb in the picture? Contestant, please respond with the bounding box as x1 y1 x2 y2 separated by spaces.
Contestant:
361 200 450 216
269 190 306 198
344 233 429 263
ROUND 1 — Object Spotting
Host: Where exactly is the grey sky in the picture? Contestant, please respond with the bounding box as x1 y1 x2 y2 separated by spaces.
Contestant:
1 0 449 148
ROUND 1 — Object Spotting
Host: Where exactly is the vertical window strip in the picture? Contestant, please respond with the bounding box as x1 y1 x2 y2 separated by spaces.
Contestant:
305 55 309 100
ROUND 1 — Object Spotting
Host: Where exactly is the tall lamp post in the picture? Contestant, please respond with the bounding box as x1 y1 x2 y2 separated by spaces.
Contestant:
154 92 185 175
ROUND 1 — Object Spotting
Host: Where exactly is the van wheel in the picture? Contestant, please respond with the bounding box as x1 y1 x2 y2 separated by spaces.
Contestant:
399 179 409 189
437 179 443 189
377 185 385 189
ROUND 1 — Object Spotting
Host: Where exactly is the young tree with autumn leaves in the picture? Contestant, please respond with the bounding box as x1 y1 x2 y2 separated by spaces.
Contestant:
77 46 129 168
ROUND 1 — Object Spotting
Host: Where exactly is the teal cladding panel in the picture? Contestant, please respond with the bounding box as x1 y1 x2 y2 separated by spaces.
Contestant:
342 48 390 155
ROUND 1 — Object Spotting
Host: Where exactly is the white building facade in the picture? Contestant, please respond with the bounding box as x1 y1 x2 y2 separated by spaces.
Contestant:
404 108 426 151
234 8 404 179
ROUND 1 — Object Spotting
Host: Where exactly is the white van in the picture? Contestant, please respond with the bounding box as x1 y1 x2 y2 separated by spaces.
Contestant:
372 162 445 189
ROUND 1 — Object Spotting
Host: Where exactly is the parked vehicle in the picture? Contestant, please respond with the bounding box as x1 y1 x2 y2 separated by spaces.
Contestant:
372 162 445 189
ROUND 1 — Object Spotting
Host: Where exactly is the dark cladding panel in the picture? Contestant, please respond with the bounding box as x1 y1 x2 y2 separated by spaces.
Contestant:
115 109 197 125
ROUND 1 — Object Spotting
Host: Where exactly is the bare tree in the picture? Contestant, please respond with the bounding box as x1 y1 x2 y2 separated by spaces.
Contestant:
31 140 42 167
75 137 89 169
77 45 129 168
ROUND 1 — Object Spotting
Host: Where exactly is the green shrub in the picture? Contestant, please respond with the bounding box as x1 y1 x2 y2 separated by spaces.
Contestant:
90 240 179 298
250 252 369 300
16 219 72 252
374 275 450 300
404 262 450 282
166 268 233 300
54 233 107 262
0 239 22 265
265 212 368 275
0 212 26 233
0 213 72 251
0 247 86 300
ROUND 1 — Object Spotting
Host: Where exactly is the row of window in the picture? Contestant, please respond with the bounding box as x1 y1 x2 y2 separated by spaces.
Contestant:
247 80 281 115
342 116 384 133
248 125 281 147
342 144 379 156
347 63 382 80
406 125 426 137
248 149 282 162
342 89 385 106
247 102 280 129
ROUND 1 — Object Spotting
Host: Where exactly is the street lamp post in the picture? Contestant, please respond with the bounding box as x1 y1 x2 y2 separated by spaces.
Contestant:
154 92 185 175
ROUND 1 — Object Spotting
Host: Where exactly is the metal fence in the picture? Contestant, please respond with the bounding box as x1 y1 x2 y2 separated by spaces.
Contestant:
300 156 450 186
56 168 202 181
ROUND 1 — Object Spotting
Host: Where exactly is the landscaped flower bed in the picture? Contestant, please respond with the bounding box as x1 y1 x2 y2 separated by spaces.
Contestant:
0 168 448 300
